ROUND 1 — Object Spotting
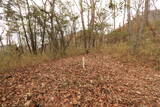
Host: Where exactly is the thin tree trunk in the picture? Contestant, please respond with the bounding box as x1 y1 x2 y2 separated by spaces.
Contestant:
26 0 37 54
17 3 32 53
90 0 96 48
0 30 4 49
144 0 150 26
18 27 24 53
127 0 132 38
55 16 65 55
123 0 126 27
113 0 116 30
41 15 46 54
0 40 3 49
34 21 37 53
80 0 87 52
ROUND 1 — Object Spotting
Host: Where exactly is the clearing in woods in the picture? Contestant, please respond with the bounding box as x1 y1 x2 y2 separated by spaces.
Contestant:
1 53 160 106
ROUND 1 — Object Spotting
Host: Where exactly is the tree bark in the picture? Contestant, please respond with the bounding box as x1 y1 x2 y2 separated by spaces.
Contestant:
123 0 126 27
127 0 132 38
26 0 37 54
80 0 87 51
90 0 96 48
144 0 150 26
17 3 32 53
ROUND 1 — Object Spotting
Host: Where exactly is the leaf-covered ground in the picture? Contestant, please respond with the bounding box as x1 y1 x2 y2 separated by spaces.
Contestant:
1 54 160 107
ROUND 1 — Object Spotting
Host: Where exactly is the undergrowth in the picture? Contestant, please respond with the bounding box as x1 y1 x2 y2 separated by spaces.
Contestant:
0 46 86 72
100 35 160 70
0 50 49 72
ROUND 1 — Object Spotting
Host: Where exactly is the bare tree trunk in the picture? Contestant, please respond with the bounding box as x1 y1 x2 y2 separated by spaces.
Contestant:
49 0 60 54
127 0 132 38
90 0 96 48
17 3 32 53
34 18 37 53
26 0 37 54
144 0 150 26
0 30 4 49
0 40 4 50
41 15 47 54
123 0 126 27
17 27 24 53
113 0 116 30
55 16 66 55
7 35 11 46
79 0 87 52
127 0 137 53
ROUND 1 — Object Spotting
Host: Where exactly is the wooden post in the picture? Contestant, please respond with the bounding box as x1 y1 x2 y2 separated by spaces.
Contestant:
82 57 85 69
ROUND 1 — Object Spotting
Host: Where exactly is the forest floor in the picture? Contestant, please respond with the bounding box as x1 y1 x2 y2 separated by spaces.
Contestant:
1 53 160 107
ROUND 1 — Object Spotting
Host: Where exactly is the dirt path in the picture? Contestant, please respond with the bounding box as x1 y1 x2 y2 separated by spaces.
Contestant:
1 54 160 106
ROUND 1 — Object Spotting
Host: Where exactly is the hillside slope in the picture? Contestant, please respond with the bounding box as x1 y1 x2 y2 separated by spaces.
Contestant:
103 10 160 71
